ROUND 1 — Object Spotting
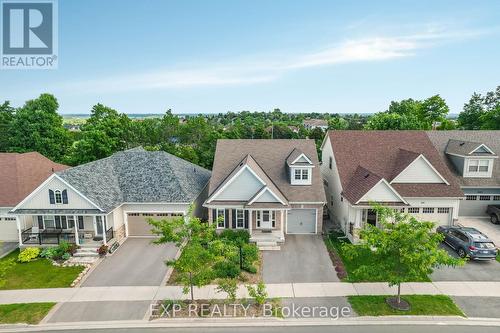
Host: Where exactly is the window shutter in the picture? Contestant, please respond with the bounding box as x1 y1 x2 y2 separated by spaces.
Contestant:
224 209 230 228
61 216 67 229
37 216 44 229
78 216 84 230
231 209 236 228
212 209 216 224
244 210 249 229
49 189 55 204
62 190 68 204
55 216 61 229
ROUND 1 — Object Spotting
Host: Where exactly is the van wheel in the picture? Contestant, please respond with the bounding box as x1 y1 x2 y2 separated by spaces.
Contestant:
491 215 499 224
457 248 467 258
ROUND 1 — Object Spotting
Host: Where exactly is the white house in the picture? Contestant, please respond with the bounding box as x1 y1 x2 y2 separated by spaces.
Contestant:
321 131 464 243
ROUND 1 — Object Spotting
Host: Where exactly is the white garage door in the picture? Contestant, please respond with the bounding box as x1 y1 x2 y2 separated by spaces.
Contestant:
127 213 183 237
0 217 18 241
410 207 451 227
287 209 316 234
459 195 500 217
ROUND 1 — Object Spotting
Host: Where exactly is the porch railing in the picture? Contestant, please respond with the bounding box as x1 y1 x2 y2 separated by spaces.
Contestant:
105 227 114 242
21 227 76 245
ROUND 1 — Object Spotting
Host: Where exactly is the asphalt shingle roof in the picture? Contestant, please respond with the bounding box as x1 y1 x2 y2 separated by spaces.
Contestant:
57 147 211 212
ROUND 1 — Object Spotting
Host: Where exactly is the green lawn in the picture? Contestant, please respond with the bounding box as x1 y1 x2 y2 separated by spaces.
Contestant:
0 250 84 290
0 303 56 324
496 252 500 263
325 232 430 282
348 295 464 317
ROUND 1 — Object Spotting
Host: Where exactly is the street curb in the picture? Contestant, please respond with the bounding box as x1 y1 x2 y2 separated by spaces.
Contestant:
2 316 500 332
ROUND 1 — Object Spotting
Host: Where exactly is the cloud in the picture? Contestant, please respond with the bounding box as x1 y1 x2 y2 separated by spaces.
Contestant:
52 26 488 95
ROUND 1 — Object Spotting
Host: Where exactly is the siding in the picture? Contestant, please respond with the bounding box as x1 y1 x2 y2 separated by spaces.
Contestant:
19 176 98 210
392 156 445 183
213 168 263 201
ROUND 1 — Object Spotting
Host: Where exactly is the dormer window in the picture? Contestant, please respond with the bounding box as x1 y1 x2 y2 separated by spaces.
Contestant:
464 158 494 178
49 189 69 204
291 167 312 185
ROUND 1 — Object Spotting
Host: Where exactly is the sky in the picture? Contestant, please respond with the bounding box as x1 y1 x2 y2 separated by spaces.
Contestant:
1 0 500 115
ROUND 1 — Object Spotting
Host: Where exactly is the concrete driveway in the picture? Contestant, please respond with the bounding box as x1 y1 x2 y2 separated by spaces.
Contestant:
0 242 18 259
262 235 338 283
82 238 178 287
457 217 500 245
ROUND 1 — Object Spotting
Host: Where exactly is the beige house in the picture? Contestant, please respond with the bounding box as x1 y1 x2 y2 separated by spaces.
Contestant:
204 139 326 250
11 147 211 248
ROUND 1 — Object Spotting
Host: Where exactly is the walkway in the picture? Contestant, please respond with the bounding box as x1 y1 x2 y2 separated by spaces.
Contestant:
2 281 500 304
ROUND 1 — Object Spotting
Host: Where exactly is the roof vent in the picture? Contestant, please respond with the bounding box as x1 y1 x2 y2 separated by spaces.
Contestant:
364 173 370 179
459 142 465 146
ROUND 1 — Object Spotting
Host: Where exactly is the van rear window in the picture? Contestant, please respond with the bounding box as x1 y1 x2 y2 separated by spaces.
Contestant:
474 242 495 249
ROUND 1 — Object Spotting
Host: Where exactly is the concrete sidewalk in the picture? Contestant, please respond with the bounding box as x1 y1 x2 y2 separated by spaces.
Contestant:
2 281 500 304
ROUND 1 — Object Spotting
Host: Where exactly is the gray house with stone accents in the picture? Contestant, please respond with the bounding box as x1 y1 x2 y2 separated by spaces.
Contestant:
204 139 326 250
11 147 211 248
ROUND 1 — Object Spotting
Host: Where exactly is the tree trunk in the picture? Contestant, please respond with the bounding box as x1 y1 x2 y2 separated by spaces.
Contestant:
189 271 194 302
397 283 401 304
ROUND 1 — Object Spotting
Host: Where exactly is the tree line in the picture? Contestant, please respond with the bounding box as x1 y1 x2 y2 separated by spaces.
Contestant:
0 86 498 169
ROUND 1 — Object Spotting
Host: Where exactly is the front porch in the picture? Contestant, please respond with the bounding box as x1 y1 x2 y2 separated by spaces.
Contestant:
16 214 114 247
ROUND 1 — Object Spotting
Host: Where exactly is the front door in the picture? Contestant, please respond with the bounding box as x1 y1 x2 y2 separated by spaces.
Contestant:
260 210 272 229
367 209 377 226
94 216 104 236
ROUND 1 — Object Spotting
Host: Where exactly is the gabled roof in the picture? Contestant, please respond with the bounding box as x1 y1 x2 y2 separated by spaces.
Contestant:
326 131 463 201
286 148 312 166
342 166 382 203
0 152 68 207
56 147 211 212
445 139 497 157
208 139 326 204
426 130 500 187
207 154 288 205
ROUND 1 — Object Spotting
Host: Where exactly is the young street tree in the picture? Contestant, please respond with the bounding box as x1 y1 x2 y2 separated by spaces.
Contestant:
148 211 236 301
343 204 464 310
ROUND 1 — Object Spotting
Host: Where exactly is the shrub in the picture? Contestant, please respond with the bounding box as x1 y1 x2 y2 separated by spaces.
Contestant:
18 247 40 263
246 282 267 306
214 261 240 279
242 243 258 264
61 253 71 261
40 247 57 259
97 245 109 256
219 229 250 245
242 263 257 274
216 278 238 302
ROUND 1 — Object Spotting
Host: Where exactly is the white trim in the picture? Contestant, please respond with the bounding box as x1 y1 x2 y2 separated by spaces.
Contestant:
289 201 326 204
291 153 313 165
470 143 495 155
446 151 498 159
207 164 266 203
357 178 408 205
204 204 245 209
235 209 245 229
391 154 449 185
215 208 226 229
255 210 275 229
11 174 103 212
248 187 286 205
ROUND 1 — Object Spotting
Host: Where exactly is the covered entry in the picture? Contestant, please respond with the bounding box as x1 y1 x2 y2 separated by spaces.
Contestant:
286 209 316 234
127 212 183 237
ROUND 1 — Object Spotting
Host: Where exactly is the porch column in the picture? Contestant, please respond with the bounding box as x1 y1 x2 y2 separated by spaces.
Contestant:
248 210 252 234
73 215 79 245
123 211 129 237
16 216 22 246
102 215 107 246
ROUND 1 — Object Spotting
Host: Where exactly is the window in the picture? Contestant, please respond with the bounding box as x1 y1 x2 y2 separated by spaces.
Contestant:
3 217 16 221
128 213 139 216
141 213 154 216
468 159 479 172
216 209 225 229
422 208 435 214
329 157 332 169
43 216 55 228
494 196 500 201
330 195 334 206
236 209 244 229
480 195 491 201
301 169 309 180
466 195 477 201
294 169 301 180
256 210 276 228
408 207 420 214
54 190 62 204
399 208 405 213
467 159 491 174
294 168 309 180
437 207 450 214
479 160 490 172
